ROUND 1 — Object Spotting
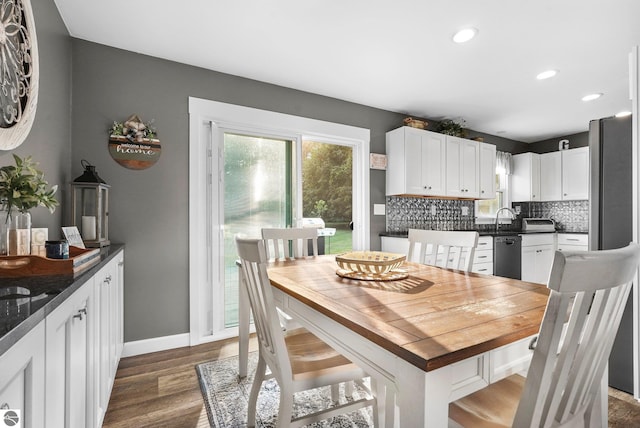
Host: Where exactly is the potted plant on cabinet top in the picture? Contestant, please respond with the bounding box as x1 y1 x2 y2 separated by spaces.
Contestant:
0 154 59 255
436 118 467 138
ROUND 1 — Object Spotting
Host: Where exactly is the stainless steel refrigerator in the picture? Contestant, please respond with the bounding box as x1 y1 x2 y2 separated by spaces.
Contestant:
588 114 633 393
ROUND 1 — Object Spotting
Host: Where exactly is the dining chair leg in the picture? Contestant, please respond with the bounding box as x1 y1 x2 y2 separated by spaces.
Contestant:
345 380 354 397
247 354 266 427
277 389 294 428
330 384 339 402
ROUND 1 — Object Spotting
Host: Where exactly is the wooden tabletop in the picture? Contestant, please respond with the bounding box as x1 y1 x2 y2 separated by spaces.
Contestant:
267 255 549 372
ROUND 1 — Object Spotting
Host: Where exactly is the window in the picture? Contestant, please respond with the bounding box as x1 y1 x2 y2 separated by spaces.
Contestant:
475 151 512 223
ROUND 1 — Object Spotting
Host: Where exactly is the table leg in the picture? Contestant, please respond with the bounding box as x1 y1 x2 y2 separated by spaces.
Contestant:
238 265 250 378
395 359 453 427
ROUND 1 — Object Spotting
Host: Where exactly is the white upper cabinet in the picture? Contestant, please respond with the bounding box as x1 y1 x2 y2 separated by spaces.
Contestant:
446 136 480 198
386 127 447 196
561 147 589 200
512 148 589 203
386 126 494 199
479 142 497 199
512 152 541 202
540 151 562 201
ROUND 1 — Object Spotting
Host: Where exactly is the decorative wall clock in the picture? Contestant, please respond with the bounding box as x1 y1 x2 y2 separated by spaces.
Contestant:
0 0 39 150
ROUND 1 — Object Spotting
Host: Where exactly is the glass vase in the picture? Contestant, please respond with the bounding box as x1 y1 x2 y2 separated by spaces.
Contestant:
8 211 31 255
0 203 10 256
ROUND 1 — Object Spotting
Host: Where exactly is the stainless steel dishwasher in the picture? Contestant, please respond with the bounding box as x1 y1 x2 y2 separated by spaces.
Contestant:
494 235 522 279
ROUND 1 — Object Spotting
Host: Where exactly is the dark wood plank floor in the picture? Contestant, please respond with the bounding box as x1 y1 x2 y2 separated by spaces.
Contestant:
103 336 258 428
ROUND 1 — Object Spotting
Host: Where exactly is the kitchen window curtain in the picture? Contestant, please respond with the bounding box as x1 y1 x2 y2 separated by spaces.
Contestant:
496 151 512 175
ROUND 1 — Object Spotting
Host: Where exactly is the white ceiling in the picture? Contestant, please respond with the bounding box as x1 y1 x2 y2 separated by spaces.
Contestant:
53 0 640 143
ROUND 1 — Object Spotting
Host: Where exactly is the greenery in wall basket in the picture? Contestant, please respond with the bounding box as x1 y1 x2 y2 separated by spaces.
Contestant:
436 118 467 137
0 154 59 215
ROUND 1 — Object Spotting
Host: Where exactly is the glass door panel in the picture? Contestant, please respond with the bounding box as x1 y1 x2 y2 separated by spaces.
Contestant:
302 141 353 254
223 133 292 327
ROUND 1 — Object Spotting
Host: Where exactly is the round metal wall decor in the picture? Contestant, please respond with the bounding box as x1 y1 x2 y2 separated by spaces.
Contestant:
0 0 39 150
108 114 161 170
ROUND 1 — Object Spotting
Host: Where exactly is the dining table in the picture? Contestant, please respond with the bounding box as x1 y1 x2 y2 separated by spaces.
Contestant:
238 254 552 427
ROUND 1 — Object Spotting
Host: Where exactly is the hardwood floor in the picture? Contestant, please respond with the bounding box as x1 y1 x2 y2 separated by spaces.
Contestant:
104 335 639 427
102 336 258 428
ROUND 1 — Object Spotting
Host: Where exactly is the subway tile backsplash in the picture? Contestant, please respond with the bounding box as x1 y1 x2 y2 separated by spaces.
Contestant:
386 196 476 233
386 196 589 234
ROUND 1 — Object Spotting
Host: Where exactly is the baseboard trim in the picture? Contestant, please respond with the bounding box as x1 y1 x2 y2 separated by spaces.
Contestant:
122 333 191 357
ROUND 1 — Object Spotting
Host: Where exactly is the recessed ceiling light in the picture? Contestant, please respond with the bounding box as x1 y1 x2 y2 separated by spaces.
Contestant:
536 70 558 80
615 111 632 118
452 28 478 43
582 93 603 102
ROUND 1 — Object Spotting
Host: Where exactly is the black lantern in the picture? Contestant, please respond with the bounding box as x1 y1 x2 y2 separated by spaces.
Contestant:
71 160 110 247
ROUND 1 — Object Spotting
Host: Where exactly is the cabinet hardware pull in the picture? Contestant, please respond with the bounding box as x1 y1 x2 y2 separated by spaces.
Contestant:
73 310 84 321
528 336 538 350
79 308 87 315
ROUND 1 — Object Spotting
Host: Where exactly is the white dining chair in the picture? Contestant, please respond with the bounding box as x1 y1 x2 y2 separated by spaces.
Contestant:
235 237 379 428
407 229 479 272
262 227 319 260
448 243 640 428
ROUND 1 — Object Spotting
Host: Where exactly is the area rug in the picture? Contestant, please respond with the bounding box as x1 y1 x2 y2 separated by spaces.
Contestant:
196 352 373 427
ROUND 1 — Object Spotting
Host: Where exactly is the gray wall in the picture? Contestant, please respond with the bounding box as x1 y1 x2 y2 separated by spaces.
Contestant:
71 40 527 342
529 131 589 154
0 0 72 238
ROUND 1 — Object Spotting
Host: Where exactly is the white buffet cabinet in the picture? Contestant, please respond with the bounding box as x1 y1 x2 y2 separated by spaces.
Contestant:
386 126 496 199
0 249 124 428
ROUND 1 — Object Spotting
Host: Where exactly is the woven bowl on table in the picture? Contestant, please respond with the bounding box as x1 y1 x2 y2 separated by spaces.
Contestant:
335 251 406 275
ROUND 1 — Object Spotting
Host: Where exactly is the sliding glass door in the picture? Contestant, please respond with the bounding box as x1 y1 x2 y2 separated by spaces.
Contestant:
223 133 294 327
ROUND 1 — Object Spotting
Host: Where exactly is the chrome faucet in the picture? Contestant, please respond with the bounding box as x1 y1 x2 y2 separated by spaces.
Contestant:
495 207 517 231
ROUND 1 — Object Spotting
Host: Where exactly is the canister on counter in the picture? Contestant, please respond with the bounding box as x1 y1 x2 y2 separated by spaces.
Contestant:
45 240 70 259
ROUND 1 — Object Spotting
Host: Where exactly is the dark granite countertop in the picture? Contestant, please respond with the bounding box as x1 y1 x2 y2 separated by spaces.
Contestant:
0 244 124 357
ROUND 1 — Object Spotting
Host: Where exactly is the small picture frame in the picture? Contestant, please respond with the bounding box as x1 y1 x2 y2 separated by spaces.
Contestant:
62 226 85 249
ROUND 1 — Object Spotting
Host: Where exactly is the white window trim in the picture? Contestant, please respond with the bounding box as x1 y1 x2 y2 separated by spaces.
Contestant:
188 97 370 345
475 173 512 224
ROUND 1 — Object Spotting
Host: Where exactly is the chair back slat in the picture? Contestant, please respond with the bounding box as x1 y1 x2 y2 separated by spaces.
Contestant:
235 237 293 380
407 229 479 272
262 227 319 260
513 243 640 427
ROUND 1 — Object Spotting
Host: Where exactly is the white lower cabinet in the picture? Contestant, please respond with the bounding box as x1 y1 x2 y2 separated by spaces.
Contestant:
381 235 493 274
557 233 588 252
0 322 46 428
93 251 125 428
46 278 94 428
521 234 555 284
0 248 125 428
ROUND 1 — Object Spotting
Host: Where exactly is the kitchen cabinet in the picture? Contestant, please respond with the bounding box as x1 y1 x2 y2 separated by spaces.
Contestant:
446 135 480 198
0 322 46 428
511 153 540 202
93 251 125 428
512 148 589 202
479 143 497 200
540 151 562 201
562 147 589 200
46 278 94 428
557 233 588 252
521 234 555 284
386 127 447 196
381 235 493 274
385 127 495 199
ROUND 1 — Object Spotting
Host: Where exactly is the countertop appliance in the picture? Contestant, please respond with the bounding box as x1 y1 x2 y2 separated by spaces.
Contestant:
589 115 633 393
494 235 522 280
521 218 556 233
